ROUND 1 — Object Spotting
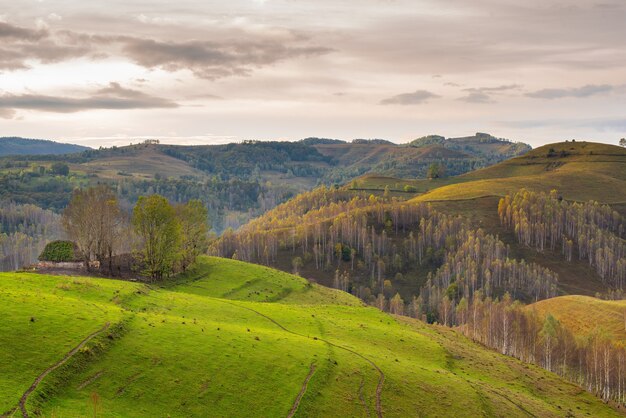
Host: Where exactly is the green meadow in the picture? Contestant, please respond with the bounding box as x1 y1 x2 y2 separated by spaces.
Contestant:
1 257 621 417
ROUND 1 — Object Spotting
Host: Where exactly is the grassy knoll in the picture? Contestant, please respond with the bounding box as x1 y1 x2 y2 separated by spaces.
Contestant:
531 296 626 343
408 142 626 204
0 257 622 417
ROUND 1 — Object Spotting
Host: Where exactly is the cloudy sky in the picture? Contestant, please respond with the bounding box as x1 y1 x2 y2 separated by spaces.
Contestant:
0 0 625 147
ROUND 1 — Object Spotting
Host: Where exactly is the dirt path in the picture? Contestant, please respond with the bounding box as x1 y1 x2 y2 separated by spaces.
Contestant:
17 322 110 418
287 363 316 418
358 374 371 418
215 299 385 418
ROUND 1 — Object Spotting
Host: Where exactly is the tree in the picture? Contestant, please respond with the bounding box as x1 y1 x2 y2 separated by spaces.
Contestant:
427 163 445 179
176 200 209 272
50 162 70 176
132 195 181 280
620 138 626 147
62 185 124 270
389 293 404 315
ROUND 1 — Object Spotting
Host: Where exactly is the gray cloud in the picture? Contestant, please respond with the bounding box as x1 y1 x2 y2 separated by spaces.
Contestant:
0 22 46 41
526 84 615 99
458 92 492 103
0 83 178 114
458 84 522 103
380 90 439 105
0 21 331 80
119 38 331 80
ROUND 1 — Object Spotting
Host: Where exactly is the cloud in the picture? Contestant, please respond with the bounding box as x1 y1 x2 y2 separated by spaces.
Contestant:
119 37 332 80
0 108 16 119
458 84 522 103
526 84 614 99
0 20 332 80
0 22 47 41
458 92 492 103
0 83 178 114
380 90 439 105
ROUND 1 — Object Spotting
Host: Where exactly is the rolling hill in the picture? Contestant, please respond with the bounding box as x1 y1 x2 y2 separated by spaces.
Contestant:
531 295 626 342
0 256 620 417
0 134 529 236
213 140 626 310
0 137 89 156
408 141 626 204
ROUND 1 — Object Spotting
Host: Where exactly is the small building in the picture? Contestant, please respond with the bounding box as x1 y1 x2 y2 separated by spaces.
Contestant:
35 240 99 271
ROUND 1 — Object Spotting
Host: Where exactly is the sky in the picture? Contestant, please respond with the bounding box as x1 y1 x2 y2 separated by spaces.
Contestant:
0 0 625 148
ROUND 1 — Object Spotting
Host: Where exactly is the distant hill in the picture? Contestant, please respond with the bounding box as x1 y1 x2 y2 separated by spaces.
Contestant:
409 132 531 159
0 134 529 233
0 137 90 156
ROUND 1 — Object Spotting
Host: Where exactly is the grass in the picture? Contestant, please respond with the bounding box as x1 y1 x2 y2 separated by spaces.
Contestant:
0 257 622 417
531 295 626 342
408 142 626 204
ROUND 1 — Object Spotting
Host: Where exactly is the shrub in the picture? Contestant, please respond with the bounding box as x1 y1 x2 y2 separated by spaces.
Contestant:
39 240 81 262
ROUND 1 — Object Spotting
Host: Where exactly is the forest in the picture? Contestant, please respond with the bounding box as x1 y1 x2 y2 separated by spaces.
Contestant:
0 202 62 271
211 186 560 317
499 189 625 288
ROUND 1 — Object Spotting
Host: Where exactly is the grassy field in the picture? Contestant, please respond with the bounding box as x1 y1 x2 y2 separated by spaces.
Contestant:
531 296 626 342
407 142 626 204
0 256 622 417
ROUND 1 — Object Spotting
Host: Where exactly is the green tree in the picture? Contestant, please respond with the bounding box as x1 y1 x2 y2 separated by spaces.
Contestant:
176 200 209 272
133 195 181 280
50 162 70 176
427 163 445 179
620 138 626 147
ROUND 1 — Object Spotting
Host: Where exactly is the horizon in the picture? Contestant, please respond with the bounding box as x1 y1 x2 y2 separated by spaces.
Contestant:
2 132 622 150
1 1 625 148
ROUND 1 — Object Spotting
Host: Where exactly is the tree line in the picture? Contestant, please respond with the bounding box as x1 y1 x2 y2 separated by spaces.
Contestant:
446 293 626 406
211 186 559 317
0 202 63 271
499 189 626 288
62 185 209 280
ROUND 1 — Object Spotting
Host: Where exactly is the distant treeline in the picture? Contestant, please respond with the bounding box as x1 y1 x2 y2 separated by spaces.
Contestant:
0 202 63 271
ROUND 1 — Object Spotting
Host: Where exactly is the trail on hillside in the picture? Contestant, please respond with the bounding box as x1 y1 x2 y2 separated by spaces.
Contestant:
215 299 385 418
15 322 111 418
287 363 317 418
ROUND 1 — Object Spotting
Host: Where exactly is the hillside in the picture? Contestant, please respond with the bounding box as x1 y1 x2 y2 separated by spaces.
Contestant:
213 141 625 313
409 141 626 204
0 257 619 417
0 137 89 156
409 132 531 160
0 135 529 235
531 295 626 342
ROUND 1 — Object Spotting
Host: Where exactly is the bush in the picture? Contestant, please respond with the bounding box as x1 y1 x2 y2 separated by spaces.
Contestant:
39 240 81 262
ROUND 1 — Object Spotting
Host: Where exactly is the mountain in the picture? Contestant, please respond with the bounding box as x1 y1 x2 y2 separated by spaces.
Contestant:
0 137 89 156
0 135 530 234
0 256 618 417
